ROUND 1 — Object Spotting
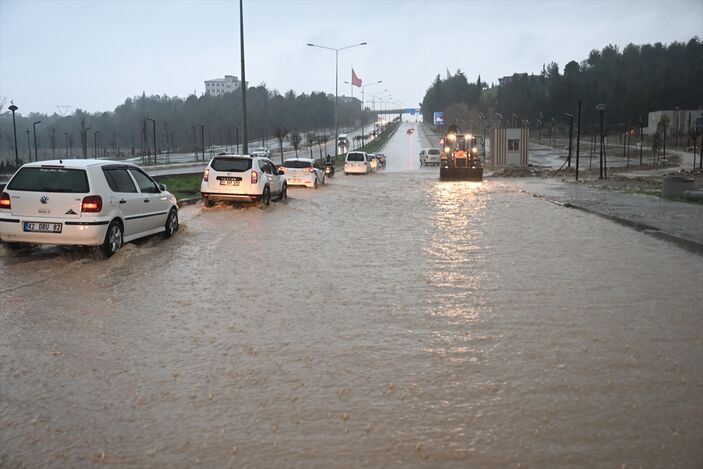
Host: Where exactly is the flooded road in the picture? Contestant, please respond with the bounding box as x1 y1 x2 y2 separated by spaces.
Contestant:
2 124 702 468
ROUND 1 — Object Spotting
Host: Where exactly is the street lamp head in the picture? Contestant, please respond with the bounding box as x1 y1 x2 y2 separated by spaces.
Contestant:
306 43 314 47
563 113 573 118
9 104 18 112
360 42 367 45
595 104 607 111
33 120 42 125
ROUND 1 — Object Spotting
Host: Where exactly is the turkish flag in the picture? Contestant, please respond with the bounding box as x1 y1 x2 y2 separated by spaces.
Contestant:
351 68 362 87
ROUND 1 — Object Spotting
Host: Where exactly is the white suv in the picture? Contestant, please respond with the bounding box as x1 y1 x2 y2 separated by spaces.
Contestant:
344 151 371 175
279 158 325 188
200 155 286 207
251 147 271 158
0 159 179 257
419 148 441 166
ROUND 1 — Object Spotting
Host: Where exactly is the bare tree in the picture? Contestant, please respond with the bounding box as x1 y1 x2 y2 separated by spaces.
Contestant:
76 110 88 159
318 133 330 159
306 132 316 158
289 131 301 159
68 133 74 157
275 126 288 163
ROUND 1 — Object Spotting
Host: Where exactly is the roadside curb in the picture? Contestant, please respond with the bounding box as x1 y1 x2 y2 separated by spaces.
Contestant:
525 191 703 256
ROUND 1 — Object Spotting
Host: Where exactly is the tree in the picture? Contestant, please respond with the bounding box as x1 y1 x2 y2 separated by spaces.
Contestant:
289 131 301 158
275 126 288 162
49 126 57 158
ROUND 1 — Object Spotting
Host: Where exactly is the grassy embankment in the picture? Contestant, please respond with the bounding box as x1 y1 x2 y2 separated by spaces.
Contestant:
154 173 203 201
332 121 401 167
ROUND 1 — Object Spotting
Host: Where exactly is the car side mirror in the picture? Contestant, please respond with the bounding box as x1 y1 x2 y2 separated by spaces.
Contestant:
277 169 285 175
159 183 167 192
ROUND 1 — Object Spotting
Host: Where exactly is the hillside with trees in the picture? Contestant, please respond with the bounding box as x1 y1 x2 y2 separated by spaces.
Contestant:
420 38 703 134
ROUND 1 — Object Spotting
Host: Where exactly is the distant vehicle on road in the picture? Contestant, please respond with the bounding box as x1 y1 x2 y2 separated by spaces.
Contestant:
367 153 379 171
280 158 325 188
201 155 286 208
250 147 271 158
419 148 441 166
337 134 349 150
344 151 371 175
439 126 483 181
375 153 387 168
0 160 179 257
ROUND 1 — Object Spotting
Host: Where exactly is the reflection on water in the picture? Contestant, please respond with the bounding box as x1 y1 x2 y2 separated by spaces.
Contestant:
1 158 702 467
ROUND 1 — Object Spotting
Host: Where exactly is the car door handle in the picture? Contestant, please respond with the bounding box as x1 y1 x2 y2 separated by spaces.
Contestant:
144 199 150 203
119 199 127 204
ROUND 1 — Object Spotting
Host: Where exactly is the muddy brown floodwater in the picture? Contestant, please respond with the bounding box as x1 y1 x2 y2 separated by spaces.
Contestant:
1 124 702 468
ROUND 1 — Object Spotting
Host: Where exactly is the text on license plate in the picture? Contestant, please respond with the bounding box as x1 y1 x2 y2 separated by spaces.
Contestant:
220 179 240 186
24 222 62 233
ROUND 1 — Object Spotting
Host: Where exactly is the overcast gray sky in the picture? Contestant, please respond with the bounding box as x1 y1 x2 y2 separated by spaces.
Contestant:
1 0 701 115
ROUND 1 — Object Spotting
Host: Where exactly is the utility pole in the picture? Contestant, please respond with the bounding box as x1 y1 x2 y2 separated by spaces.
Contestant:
575 101 581 181
596 104 607 179
32 120 42 162
239 0 248 154
639 118 643 166
9 103 19 167
564 113 573 168
26 129 31 160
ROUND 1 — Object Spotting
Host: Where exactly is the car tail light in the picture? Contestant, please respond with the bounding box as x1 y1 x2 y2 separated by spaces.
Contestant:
203 168 209 182
0 192 10 209
81 195 102 213
251 171 258 184
304 167 315 173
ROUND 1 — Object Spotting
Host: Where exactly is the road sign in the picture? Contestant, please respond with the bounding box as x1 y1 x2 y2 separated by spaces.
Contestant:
433 112 444 126
404 108 416 115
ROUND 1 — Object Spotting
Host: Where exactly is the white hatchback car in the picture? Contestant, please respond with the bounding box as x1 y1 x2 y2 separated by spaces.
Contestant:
0 159 179 257
200 154 286 207
344 151 371 175
279 158 325 188
251 147 271 158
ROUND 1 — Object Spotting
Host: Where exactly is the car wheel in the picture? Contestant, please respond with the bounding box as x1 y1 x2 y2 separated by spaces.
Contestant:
3 242 26 251
101 220 123 258
163 208 179 239
280 183 287 201
313 178 318 189
260 186 271 209
203 197 213 208
321 174 326 185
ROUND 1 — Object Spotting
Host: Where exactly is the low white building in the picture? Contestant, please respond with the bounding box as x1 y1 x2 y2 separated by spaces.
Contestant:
205 75 241 96
647 109 703 135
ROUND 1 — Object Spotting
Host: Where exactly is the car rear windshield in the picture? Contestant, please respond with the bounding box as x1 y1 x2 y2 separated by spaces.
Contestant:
347 153 365 162
210 157 252 172
283 160 312 169
7 167 89 193
428 149 441 155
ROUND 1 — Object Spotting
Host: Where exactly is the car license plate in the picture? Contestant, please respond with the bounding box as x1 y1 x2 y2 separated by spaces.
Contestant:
24 221 62 233
220 179 239 186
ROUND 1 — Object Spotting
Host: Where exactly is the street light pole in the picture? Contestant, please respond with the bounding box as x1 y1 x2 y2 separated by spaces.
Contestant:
563 113 573 168
360 80 382 146
65 131 69 158
234 126 239 154
25 129 31 160
239 0 248 154
596 104 607 179
639 117 644 166
197 124 205 161
32 121 42 162
307 41 367 157
575 100 582 181
9 103 19 167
